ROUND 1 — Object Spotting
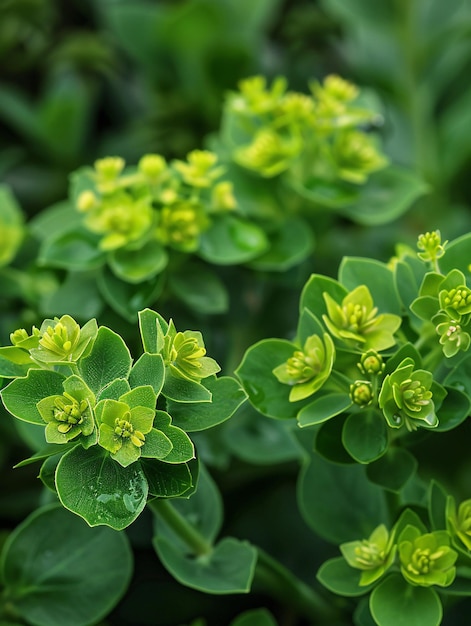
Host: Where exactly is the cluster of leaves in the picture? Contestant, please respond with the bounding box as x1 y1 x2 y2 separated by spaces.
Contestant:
0 309 245 531
318 488 471 626
237 230 471 624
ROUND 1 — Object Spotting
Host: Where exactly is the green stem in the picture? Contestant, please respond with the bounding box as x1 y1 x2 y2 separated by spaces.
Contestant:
148 499 343 623
148 498 212 556
253 548 342 624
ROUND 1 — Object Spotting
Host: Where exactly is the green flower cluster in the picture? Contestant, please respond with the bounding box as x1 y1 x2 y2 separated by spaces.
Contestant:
341 519 458 589
76 150 236 252
227 74 388 184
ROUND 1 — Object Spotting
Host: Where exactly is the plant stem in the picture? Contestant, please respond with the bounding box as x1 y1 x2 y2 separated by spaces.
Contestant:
254 548 343 624
148 498 213 556
149 498 342 624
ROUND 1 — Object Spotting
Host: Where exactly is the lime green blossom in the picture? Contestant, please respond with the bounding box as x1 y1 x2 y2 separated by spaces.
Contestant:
231 75 287 116
155 203 209 252
234 129 302 177
358 350 385 376
162 320 220 383
331 130 388 184
138 154 167 181
10 326 40 350
398 525 457 587
97 398 154 467
341 524 396 586
439 286 471 319
322 75 359 103
273 333 335 402
76 190 99 212
378 357 438 431
350 380 374 407
173 150 225 188
447 498 471 551
93 156 125 193
29 315 98 365
434 313 471 358
323 285 401 351
211 181 237 211
417 230 447 265
37 377 96 444
83 192 154 251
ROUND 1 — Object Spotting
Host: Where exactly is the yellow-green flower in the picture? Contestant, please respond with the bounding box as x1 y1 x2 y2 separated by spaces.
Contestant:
173 150 225 188
162 320 220 383
93 156 125 193
447 497 471 551
97 397 154 467
231 75 287 117
29 315 98 365
83 192 154 251
323 285 401 351
417 230 447 264
36 376 96 444
341 524 396 586
358 350 385 376
234 129 302 178
330 130 388 184
434 313 471 358
398 525 457 587
350 380 374 407
273 333 335 402
378 357 438 431
155 202 209 252
138 154 168 182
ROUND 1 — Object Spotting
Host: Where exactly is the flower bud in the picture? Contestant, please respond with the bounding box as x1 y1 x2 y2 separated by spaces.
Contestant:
350 380 374 407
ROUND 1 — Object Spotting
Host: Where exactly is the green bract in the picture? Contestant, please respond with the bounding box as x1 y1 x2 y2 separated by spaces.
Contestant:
434 313 471 358
273 333 335 402
322 285 401 351
162 320 221 383
36 376 96 445
30 315 98 365
340 524 396 586
447 497 471 551
378 358 438 430
97 392 155 467
398 526 457 587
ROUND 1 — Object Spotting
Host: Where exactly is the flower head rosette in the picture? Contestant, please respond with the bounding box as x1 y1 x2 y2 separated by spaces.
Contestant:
378 358 438 431
97 387 156 467
434 312 471 358
323 285 401 351
36 376 96 445
82 192 154 251
340 524 396 586
330 130 388 185
438 286 471 320
29 315 98 366
162 320 220 383
273 333 335 402
398 525 457 587
447 497 471 552
173 150 225 189
155 202 210 252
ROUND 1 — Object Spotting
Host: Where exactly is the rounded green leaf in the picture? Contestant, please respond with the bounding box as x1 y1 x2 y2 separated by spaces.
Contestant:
298 452 389 544
153 535 257 594
434 386 471 432
340 165 428 226
229 608 277 626
315 415 356 464
0 504 132 626
370 574 442 626
153 411 195 464
162 370 212 403
439 232 471 277
39 227 106 270
366 448 418 493
248 217 314 271
56 445 148 530
141 459 194 498
1 369 65 424
168 375 247 432
108 239 168 283
78 326 132 397
342 409 389 464
298 392 352 428
168 266 229 314
98 265 164 320
199 214 268 265
339 257 402 315
317 557 373 597
236 339 303 419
